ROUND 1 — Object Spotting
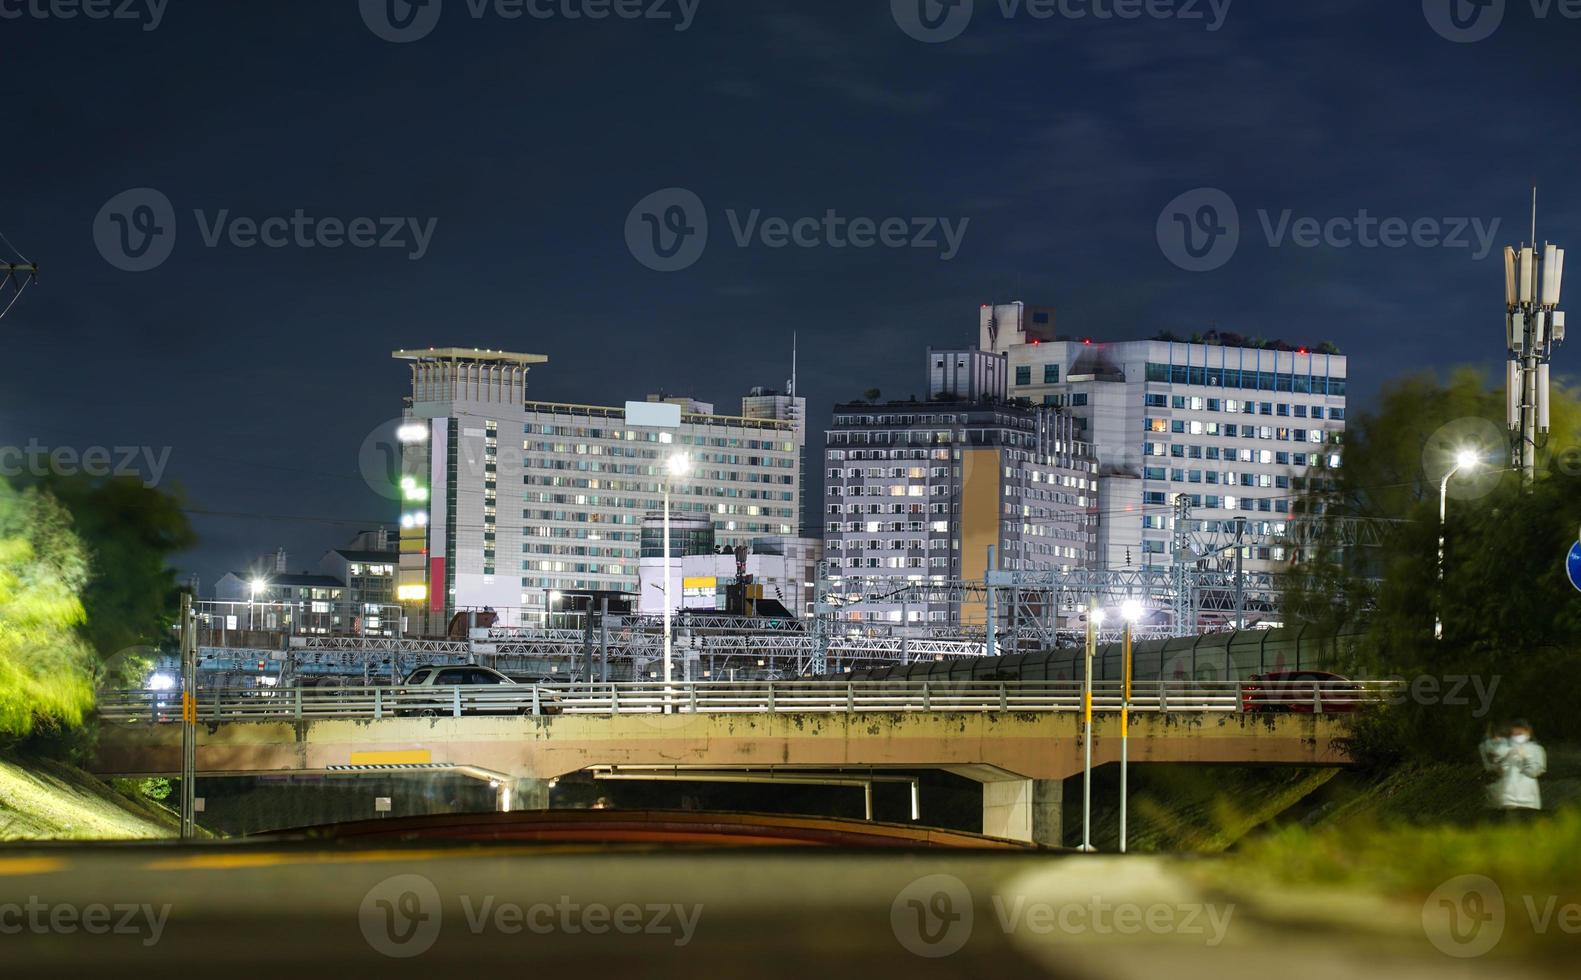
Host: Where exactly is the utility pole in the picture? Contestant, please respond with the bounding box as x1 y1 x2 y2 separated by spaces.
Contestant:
984 544 997 657
1080 598 1099 853
809 560 832 676
179 592 197 840
1233 516 1246 631
1504 190 1566 485
1169 495 1193 636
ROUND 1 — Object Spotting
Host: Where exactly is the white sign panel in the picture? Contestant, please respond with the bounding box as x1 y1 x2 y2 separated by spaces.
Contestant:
625 400 682 429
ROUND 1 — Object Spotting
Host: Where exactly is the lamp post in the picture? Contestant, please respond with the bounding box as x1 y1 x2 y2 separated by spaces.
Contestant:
1436 450 1480 640
1118 599 1143 854
1081 602 1103 853
249 578 265 630
662 453 692 713
544 588 563 629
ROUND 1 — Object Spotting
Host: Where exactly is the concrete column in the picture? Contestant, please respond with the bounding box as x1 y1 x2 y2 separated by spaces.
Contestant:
497 778 552 813
981 776 1063 848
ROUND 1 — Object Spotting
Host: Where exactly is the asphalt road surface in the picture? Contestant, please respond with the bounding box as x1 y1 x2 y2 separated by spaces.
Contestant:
0 842 1567 978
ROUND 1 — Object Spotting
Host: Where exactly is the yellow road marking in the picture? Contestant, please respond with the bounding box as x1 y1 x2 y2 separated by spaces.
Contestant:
0 857 67 877
143 845 625 871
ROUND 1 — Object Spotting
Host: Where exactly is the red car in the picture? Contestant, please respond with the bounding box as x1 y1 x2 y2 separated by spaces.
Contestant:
1242 670 1362 713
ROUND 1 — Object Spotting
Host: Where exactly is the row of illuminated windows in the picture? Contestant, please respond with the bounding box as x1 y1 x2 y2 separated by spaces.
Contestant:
1141 494 1294 514
523 425 794 453
1146 394 1345 419
1145 468 1294 488
1145 419 1337 441
1144 362 1347 394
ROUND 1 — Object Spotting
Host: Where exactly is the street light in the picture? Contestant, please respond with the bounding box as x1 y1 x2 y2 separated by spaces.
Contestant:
1081 603 1104 852
249 578 266 630
544 589 563 628
662 453 692 713
1118 599 1144 854
1436 449 1481 640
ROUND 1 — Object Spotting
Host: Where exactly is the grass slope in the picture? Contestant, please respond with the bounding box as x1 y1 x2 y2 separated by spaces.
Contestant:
0 754 180 840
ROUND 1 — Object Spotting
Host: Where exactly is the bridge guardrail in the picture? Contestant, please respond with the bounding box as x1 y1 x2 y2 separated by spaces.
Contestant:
94 679 1404 724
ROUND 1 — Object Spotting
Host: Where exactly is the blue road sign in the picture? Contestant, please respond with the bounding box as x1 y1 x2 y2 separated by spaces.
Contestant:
1568 542 1581 594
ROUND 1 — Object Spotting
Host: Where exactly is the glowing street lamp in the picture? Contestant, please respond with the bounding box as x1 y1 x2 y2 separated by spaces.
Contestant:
1436 450 1481 640
1118 599 1144 853
1081 603 1105 852
249 578 267 630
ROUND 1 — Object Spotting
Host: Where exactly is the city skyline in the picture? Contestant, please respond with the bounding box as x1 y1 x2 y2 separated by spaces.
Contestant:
2 2 1576 586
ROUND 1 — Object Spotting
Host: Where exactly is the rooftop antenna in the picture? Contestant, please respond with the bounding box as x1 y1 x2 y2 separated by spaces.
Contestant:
1504 184 1565 484
789 331 797 398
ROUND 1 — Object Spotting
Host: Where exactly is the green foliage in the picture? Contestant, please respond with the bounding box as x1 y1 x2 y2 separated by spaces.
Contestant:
0 482 97 740
1223 807 1581 906
1284 369 1581 763
19 475 194 665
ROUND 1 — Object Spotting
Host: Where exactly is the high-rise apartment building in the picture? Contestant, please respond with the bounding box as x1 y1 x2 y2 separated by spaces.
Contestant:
979 302 1348 572
393 349 802 629
822 348 1097 625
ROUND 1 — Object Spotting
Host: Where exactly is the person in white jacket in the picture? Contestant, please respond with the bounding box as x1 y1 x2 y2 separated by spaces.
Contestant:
1480 719 1547 817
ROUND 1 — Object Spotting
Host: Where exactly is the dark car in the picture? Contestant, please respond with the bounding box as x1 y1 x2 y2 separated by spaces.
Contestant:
1242 670 1363 713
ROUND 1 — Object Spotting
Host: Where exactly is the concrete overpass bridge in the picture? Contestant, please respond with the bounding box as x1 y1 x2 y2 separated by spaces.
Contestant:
92 680 1382 846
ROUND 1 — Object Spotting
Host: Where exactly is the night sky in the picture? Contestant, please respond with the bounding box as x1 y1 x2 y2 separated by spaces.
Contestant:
3 0 1578 585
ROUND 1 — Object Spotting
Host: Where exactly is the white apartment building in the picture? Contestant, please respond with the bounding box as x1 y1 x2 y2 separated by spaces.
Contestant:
392 349 802 629
823 348 1097 625
979 302 1348 572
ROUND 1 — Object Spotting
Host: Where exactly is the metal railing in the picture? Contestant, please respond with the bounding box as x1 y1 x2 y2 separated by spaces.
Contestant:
96 679 1403 724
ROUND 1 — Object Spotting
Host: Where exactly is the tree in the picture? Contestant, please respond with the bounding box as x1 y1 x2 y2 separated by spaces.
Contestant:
862 388 882 403
1284 369 1581 762
20 475 194 671
0 481 97 739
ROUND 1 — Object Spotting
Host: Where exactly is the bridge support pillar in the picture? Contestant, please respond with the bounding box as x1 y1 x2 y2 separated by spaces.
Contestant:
979 775 1063 848
498 778 552 813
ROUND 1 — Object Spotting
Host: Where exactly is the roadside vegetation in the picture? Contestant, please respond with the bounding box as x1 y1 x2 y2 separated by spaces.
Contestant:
0 753 180 840
0 474 192 754
1284 369 1581 763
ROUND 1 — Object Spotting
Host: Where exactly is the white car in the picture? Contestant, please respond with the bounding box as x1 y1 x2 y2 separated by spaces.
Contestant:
397 665 562 716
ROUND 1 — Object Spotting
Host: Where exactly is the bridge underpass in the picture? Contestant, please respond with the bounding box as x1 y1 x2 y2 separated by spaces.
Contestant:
92 706 1357 846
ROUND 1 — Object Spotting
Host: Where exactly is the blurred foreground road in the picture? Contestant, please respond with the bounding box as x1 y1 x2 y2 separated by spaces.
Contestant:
0 843 1567 978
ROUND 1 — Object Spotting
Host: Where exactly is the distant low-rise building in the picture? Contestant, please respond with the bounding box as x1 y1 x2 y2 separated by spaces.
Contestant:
638 535 822 619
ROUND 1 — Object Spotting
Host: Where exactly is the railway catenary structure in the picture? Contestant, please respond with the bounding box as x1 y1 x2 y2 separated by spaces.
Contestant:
843 625 1364 685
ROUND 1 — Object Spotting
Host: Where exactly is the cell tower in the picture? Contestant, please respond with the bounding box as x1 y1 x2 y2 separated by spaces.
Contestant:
1503 190 1566 483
